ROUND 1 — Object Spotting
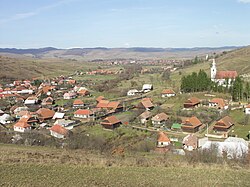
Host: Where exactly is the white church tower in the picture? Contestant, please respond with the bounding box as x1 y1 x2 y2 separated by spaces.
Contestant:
211 59 217 81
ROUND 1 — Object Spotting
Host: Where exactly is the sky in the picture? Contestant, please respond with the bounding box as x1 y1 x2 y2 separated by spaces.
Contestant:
0 0 250 48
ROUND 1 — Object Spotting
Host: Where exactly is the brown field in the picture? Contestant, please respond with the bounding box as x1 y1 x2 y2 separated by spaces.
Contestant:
0 143 250 187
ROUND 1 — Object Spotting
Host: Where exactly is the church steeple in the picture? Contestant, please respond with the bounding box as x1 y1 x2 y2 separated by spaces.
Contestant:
211 59 217 80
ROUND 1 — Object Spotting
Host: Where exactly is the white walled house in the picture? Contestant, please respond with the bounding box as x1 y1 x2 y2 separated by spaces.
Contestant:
157 132 171 148
13 121 31 133
74 109 94 119
63 92 77 100
161 89 176 98
24 96 38 105
127 89 139 96
245 104 250 114
209 98 228 110
142 84 153 93
182 134 198 151
50 124 69 139
151 113 169 126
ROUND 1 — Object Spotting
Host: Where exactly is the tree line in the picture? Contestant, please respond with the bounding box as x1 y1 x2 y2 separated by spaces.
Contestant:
180 70 249 102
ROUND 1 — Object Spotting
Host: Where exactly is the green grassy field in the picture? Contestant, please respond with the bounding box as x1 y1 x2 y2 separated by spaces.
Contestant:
229 110 250 138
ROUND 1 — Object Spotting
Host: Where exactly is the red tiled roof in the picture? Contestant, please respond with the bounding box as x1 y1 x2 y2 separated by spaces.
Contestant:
216 71 237 79
152 113 169 122
14 121 31 128
101 116 121 125
210 98 226 108
107 101 121 109
139 111 152 119
78 89 90 95
214 116 234 129
96 100 109 108
186 97 200 104
96 96 105 102
73 99 84 105
182 116 202 128
141 100 154 108
50 124 68 135
245 104 250 108
162 89 175 94
74 109 93 115
36 108 55 119
157 132 170 142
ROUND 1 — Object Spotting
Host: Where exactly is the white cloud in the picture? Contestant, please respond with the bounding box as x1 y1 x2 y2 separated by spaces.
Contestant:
0 0 77 25
238 0 250 3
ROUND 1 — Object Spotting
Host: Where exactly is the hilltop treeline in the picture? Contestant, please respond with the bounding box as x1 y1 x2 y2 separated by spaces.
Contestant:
180 70 249 102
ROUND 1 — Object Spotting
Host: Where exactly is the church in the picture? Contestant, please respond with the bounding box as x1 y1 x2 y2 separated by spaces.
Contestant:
210 59 237 87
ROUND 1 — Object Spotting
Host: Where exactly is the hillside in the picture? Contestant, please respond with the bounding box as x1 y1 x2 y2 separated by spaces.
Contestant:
0 144 249 187
216 46 250 75
171 46 250 85
0 55 96 81
0 46 239 60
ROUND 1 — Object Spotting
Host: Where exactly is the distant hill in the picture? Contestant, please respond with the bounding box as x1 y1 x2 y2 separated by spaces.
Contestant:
0 46 240 60
0 55 94 81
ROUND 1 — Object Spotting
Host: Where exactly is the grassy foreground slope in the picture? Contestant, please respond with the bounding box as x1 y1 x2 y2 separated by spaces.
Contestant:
1 164 249 187
0 144 249 187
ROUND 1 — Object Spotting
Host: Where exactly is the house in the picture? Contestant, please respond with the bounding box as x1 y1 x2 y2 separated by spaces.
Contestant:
151 113 169 126
73 99 85 108
157 131 171 148
137 98 154 111
96 100 123 112
96 96 105 102
107 101 123 112
100 116 122 129
63 92 77 100
24 96 39 105
245 104 250 114
36 108 55 121
19 113 38 125
139 111 152 124
142 84 153 93
53 112 65 120
127 89 139 96
184 97 200 108
13 121 31 133
161 89 176 98
0 114 11 125
182 134 198 151
15 110 29 119
78 89 90 96
74 109 94 119
209 98 228 110
54 119 75 127
50 124 69 139
213 116 234 132
181 116 202 133
96 100 110 108
41 97 54 106
13 106 29 115
211 59 237 87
